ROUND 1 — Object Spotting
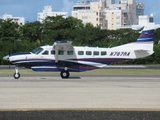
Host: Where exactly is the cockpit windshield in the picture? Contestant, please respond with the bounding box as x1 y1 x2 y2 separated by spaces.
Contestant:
31 47 44 54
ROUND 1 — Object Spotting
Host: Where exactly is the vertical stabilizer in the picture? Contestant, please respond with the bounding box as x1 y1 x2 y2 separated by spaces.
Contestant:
111 26 155 52
136 29 154 43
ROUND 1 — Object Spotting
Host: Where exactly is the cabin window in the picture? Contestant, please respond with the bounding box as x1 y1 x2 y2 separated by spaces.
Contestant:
93 51 99 56
86 51 92 55
78 51 84 55
58 50 64 55
31 47 43 54
67 51 74 55
101 51 107 56
42 50 49 55
51 50 55 55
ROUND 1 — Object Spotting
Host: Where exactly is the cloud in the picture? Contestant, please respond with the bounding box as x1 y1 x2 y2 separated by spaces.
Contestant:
61 0 74 15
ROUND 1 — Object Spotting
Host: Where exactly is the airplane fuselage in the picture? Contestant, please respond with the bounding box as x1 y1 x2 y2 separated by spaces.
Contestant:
7 45 152 72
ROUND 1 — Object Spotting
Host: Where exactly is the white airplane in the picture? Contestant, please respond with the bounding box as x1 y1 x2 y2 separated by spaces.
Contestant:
3 26 154 79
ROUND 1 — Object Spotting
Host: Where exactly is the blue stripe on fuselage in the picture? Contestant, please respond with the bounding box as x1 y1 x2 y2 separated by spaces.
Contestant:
13 57 129 65
9 52 31 57
12 58 129 71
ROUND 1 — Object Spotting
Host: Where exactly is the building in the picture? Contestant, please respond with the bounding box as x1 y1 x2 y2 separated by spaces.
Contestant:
105 9 131 30
1 14 25 25
72 0 107 29
118 14 160 30
37 5 68 23
137 14 160 29
138 14 154 26
136 2 144 25
72 0 144 30
136 2 144 18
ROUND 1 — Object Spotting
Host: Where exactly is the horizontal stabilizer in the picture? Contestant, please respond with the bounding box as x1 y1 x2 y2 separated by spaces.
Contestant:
134 49 149 52
134 49 154 55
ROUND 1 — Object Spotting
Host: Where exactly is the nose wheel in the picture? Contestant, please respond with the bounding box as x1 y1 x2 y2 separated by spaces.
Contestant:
60 71 70 79
13 66 20 79
13 72 20 79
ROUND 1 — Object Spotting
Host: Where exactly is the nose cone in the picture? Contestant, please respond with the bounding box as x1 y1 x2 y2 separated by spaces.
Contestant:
3 55 9 61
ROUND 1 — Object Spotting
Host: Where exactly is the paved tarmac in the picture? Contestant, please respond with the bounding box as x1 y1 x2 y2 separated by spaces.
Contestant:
0 73 160 111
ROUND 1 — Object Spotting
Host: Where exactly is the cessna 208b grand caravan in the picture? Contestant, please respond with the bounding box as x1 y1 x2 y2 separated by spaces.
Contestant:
3 26 154 79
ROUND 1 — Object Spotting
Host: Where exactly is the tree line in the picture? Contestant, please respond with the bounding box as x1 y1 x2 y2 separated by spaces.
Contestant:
0 15 160 65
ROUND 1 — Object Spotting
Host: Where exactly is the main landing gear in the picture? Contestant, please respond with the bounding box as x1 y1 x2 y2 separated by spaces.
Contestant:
13 66 20 79
60 67 70 79
60 70 70 79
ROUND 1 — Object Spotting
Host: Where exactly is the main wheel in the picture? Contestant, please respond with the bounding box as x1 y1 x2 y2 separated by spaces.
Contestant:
60 71 70 79
13 72 20 79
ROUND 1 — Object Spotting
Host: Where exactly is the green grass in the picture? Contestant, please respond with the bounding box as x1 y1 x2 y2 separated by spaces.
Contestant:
0 68 160 75
82 68 160 75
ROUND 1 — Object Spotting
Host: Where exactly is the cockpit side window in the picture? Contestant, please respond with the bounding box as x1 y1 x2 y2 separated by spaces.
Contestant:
42 50 49 55
31 47 43 54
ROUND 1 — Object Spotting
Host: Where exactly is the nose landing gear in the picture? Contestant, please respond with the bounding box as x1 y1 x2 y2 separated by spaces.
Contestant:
13 66 20 79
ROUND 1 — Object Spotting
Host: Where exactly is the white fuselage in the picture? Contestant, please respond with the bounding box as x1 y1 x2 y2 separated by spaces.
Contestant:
8 44 153 69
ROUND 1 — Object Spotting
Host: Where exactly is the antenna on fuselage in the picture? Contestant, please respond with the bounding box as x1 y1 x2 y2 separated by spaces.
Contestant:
108 44 112 48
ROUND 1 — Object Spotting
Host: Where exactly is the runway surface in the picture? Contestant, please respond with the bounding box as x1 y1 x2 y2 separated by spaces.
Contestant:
0 73 160 111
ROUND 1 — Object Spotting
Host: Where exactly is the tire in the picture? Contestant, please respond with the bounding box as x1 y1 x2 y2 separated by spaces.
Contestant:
60 71 70 79
13 72 20 79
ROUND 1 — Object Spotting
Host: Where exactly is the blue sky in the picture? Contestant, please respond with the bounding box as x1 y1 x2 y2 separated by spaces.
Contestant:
0 0 160 23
